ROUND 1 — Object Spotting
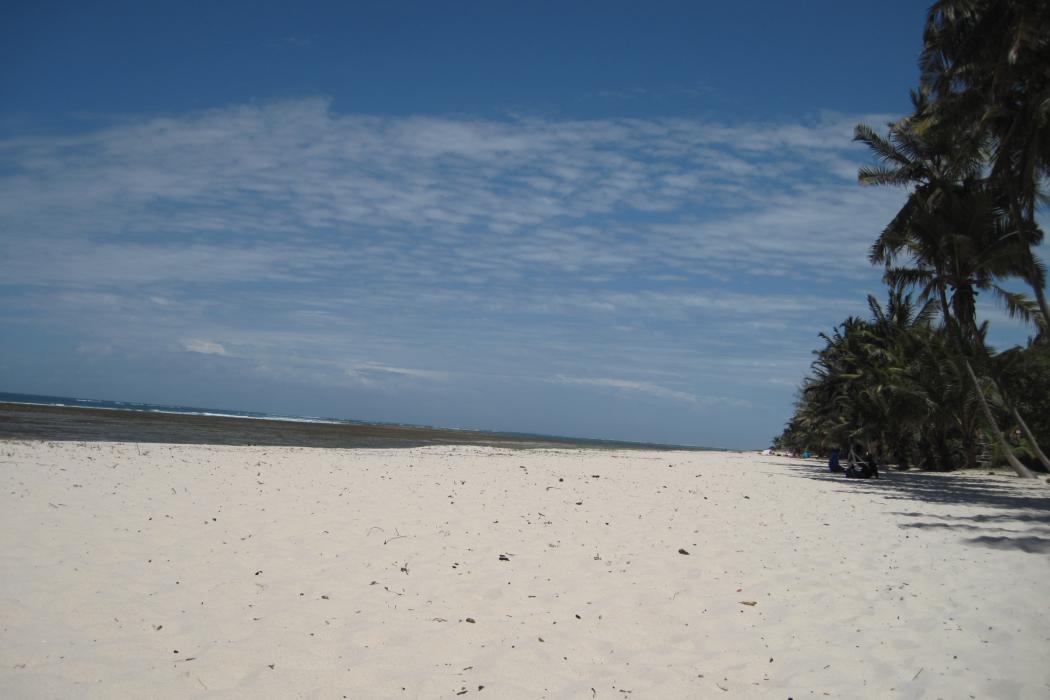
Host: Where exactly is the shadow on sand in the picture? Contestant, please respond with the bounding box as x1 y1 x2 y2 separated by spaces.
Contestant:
777 459 1050 555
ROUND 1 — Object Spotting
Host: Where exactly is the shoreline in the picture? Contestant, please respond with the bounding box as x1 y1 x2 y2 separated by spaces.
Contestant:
0 401 713 452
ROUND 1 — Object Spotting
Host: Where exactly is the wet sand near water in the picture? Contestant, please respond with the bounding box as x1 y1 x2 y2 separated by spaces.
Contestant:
0 402 696 451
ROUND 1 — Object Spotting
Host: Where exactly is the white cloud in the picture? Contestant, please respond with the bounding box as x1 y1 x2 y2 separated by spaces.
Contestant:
0 100 899 290
0 101 908 360
547 375 749 407
346 362 450 383
182 339 229 356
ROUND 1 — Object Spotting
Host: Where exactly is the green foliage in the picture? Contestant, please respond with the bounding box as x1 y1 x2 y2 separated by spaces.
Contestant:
775 292 1050 469
920 0 1050 220
776 1 1050 471
778 289 968 469
994 341 1050 449
918 0 1050 328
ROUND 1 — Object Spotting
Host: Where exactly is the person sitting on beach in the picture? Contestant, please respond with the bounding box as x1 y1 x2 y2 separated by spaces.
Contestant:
845 446 880 479
865 449 880 479
827 447 843 473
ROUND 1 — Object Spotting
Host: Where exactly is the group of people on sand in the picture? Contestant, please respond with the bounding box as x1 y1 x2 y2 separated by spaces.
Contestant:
760 446 881 479
826 446 880 479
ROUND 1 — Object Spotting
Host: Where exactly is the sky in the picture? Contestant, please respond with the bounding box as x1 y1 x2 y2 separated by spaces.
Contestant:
0 1 1041 449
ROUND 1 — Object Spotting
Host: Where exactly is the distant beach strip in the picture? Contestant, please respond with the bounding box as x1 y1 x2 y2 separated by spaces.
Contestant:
0 393 717 452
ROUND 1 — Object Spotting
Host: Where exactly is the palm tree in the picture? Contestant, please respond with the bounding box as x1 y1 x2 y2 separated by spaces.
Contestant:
800 316 870 450
855 116 1039 477
779 288 976 470
912 324 977 469
779 3 1050 472
792 291 930 461
918 0 1050 330
859 290 941 468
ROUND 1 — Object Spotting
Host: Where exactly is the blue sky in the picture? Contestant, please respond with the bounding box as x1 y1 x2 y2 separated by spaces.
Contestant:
0 1 1040 448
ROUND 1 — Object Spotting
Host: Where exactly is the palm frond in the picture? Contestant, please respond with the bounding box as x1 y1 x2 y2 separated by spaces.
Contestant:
858 165 914 187
992 287 1036 323
854 123 915 170
884 267 934 290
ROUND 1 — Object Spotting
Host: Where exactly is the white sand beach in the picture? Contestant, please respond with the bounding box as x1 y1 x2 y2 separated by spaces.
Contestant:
1 441 1048 699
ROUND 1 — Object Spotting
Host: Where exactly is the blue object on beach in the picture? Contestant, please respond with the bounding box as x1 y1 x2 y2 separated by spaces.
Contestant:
828 448 842 472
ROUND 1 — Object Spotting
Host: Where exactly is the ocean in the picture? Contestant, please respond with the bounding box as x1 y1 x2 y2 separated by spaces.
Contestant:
0 392 713 451
0 391 347 425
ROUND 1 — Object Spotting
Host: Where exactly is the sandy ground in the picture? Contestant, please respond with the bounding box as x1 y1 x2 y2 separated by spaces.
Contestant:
1 441 1048 699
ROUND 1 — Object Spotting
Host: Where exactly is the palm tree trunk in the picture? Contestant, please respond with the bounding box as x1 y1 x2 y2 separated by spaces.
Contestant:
1010 404 1050 471
938 286 1036 478
963 359 1037 478
983 357 1050 472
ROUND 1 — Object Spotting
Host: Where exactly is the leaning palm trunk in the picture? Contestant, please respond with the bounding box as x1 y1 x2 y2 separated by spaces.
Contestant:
938 287 1036 478
986 361 1050 471
1009 403 1050 472
963 360 1036 478
990 358 1050 470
